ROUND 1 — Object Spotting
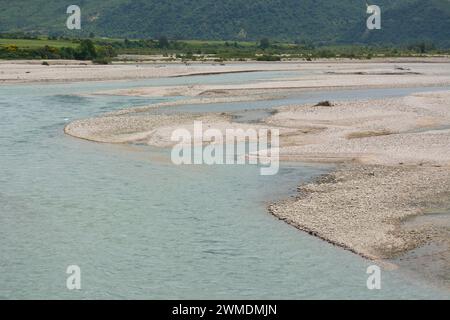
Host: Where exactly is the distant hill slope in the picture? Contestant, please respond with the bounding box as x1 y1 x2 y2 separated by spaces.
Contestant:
0 0 449 46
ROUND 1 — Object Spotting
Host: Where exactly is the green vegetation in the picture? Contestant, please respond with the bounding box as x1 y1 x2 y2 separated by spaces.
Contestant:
1 34 449 62
0 38 76 49
1 35 448 63
0 0 449 47
0 38 116 62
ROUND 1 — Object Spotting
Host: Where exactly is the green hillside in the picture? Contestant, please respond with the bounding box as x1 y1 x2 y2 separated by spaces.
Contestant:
0 0 449 46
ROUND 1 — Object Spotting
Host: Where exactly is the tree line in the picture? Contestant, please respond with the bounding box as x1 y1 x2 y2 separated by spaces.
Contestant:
0 39 116 63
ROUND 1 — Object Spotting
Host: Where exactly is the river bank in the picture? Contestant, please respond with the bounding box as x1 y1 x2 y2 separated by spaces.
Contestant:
2 58 450 85
265 90 450 288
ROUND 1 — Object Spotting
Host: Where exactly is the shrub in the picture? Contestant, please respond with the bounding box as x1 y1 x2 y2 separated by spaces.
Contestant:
74 39 97 60
92 57 111 65
256 55 281 61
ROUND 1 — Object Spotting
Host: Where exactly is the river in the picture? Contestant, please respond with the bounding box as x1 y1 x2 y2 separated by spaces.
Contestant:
0 71 449 299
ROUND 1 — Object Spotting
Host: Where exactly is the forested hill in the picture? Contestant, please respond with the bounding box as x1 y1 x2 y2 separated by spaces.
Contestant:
0 0 449 46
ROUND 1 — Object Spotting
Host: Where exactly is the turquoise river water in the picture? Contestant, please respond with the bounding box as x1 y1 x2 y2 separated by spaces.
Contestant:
0 70 449 299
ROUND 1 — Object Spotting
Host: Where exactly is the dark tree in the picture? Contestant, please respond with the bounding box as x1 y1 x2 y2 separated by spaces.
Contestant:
158 36 170 49
75 39 97 60
259 38 270 50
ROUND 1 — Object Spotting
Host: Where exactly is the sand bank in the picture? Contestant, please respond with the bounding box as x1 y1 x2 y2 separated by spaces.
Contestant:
269 165 450 260
269 91 450 166
265 90 450 286
2 59 450 85
64 112 289 147
0 60 295 84
92 63 450 98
